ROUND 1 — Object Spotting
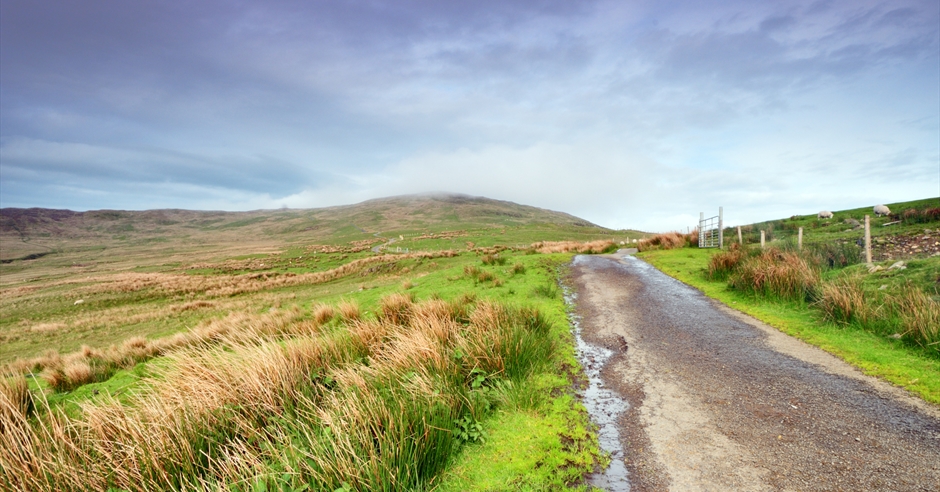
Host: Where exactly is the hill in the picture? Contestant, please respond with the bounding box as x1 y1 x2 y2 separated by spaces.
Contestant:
0 193 607 263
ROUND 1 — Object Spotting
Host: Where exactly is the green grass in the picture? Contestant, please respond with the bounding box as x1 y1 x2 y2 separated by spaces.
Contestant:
639 248 940 405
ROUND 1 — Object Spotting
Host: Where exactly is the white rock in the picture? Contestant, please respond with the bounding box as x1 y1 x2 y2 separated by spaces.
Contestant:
74 299 84 305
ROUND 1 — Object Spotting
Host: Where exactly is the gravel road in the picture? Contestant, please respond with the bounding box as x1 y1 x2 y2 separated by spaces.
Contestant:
571 252 940 491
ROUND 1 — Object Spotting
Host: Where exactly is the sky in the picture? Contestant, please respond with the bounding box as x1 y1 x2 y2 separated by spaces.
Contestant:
1 0 938 232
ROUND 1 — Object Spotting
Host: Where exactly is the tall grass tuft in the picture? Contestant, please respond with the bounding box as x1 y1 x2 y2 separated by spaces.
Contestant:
707 243 748 281
815 275 873 325
0 375 33 423
885 284 940 352
313 303 336 325
337 300 361 322
378 292 414 325
727 248 820 302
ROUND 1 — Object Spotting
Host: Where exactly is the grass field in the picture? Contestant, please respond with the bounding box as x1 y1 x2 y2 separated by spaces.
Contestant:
1 195 635 491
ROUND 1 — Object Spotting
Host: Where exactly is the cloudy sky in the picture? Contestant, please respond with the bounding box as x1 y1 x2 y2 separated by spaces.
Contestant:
1 0 937 231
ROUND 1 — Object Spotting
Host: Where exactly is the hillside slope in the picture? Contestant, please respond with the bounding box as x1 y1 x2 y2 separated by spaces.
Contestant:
0 193 606 262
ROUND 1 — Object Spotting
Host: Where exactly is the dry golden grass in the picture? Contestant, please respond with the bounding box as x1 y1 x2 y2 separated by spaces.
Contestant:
337 300 361 322
886 284 940 350
728 248 820 302
815 275 872 325
0 297 553 490
312 303 336 325
637 232 691 252
707 243 747 281
0 375 32 423
5 308 314 390
378 292 414 325
529 240 616 254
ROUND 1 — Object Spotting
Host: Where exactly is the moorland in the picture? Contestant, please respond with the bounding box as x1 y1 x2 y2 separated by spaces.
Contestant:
0 193 640 491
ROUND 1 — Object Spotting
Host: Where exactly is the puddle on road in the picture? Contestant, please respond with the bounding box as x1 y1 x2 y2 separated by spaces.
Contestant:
565 286 631 491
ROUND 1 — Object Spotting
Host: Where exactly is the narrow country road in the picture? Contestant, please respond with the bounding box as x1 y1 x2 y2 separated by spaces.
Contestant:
571 252 940 491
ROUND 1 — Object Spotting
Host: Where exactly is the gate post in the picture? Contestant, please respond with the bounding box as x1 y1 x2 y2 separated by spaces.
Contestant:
760 230 765 249
718 207 724 249
798 227 803 250
865 215 872 264
699 212 704 248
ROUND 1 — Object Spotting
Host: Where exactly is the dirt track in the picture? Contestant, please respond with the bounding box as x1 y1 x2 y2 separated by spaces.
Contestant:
571 253 940 491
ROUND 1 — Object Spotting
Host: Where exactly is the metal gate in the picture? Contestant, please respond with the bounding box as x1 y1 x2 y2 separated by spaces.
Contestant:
699 207 724 248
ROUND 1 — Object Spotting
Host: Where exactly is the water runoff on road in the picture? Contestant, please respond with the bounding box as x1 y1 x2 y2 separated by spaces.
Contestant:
565 275 631 491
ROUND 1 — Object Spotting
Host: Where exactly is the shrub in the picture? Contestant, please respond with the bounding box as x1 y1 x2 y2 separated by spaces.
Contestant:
511 262 526 275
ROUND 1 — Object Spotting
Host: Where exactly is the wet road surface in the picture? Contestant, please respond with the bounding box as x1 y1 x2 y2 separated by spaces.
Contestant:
571 253 940 491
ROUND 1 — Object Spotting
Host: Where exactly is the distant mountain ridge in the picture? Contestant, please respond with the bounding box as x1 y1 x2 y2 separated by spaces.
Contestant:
0 193 605 260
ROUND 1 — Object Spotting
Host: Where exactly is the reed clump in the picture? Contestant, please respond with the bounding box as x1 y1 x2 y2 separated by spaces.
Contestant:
707 243 748 281
884 283 940 351
727 248 820 302
0 295 559 491
815 274 873 325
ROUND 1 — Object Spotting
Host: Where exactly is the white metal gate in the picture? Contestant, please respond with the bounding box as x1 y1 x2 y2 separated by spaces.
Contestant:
699 207 724 248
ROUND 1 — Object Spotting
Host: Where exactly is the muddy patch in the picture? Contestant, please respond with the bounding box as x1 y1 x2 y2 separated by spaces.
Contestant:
565 287 631 491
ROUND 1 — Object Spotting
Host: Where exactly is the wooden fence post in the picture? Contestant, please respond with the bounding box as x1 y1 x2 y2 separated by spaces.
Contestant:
737 226 743 245
865 215 872 264
798 227 803 250
760 230 765 249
